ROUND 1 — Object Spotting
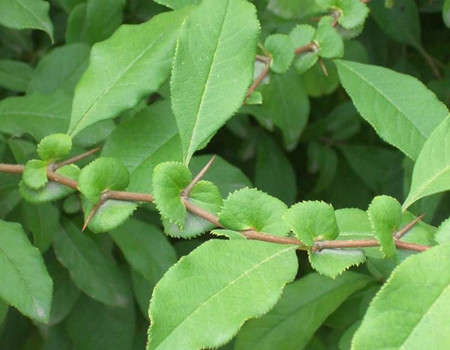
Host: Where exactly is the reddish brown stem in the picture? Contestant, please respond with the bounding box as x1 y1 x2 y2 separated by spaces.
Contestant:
182 155 216 198
0 163 25 174
54 147 101 169
0 161 432 253
295 42 318 55
244 61 270 104
394 214 425 239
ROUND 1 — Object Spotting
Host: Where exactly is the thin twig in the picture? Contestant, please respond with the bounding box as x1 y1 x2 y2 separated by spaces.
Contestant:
54 147 101 170
0 161 433 253
294 42 317 55
244 61 270 104
182 155 216 198
105 190 154 202
255 55 270 64
46 169 78 189
82 198 104 231
318 58 329 77
0 163 25 174
394 214 425 239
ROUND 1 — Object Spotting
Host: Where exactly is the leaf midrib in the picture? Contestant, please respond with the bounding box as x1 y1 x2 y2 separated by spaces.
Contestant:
70 21 177 135
185 0 231 162
14 0 51 33
340 62 427 139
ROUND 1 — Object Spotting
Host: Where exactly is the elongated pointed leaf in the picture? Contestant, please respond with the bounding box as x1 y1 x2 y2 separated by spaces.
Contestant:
403 117 450 209
110 218 177 284
68 8 191 136
258 68 310 149
0 91 72 141
336 60 449 160
235 272 371 350
0 0 54 41
102 101 183 193
0 220 52 322
66 294 135 350
353 243 450 349
53 220 130 307
27 43 90 95
369 0 421 49
0 59 33 92
65 0 125 45
147 240 298 350
171 0 259 163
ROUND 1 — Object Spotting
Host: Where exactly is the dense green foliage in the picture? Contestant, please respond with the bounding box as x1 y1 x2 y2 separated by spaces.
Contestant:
0 0 449 349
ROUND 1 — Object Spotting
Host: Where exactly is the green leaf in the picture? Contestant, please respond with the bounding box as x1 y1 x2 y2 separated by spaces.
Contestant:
0 59 33 92
403 118 450 209
267 0 322 20
82 199 137 233
46 259 80 326
0 91 72 141
316 0 369 29
255 133 297 205
283 201 339 245
367 195 402 258
155 0 199 9
130 268 153 319
0 0 53 41
65 294 135 350
189 155 252 198
171 0 259 163
265 34 295 74
27 43 90 95
444 0 450 28
308 249 366 278
78 157 130 202
336 60 449 160
37 133 72 162
289 25 318 74
369 0 421 49
147 240 298 350
110 218 177 285
259 68 310 149
68 8 191 136
163 180 223 238
219 188 289 236
21 202 58 253
101 101 182 193
66 0 125 45
307 142 338 193
353 243 450 349
436 217 450 244
245 91 262 105
340 145 401 193
53 220 130 307
19 164 79 203
314 16 344 58
23 159 48 190
0 220 52 322
152 162 191 228
211 229 246 240
235 272 371 350
302 59 340 97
